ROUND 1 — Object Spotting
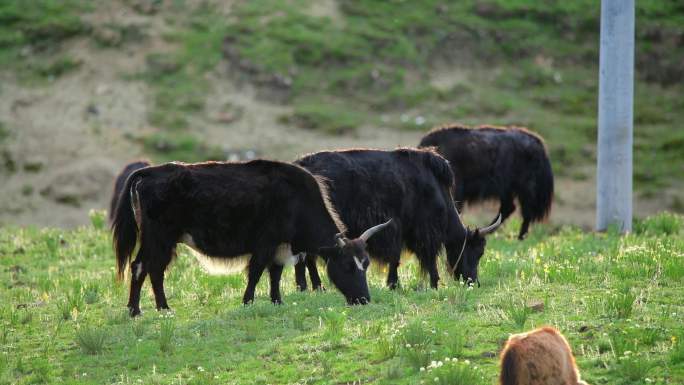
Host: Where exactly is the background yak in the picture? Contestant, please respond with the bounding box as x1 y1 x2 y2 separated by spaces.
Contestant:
294 148 501 291
419 124 554 240
109 160 151 224
111 160 392 316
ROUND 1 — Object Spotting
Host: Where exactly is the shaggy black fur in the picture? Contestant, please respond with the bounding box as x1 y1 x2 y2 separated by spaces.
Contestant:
294 148 500 290
112 160 386 316
109 160 151 224
419 124 554 240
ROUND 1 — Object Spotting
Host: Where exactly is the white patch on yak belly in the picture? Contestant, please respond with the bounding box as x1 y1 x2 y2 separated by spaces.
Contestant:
179 234 251 275
274 243 302 266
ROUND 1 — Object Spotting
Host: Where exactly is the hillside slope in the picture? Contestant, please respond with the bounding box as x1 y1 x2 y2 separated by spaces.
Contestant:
0 0 682 227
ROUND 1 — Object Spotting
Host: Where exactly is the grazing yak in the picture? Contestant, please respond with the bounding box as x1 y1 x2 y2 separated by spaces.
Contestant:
111 160 392 316
293 148 502 291
419 124 554 240
500 327 588 385
109 160 151 224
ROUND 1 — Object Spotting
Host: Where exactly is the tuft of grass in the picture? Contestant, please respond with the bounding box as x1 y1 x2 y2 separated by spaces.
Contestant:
158 316 175 354
441 330 466 358
375 334 398 361
616 353 655 384
423 358 484 385
0 0 87 58
442 284 473 310
383 361 404 380
88 209 106 231
132 318 147 339
606 287 636 320
141 132 224 163
504 300 531 329
280 101 365 135
83 282 99 305
320 309 346 345
671 335 684 365
24 56 81 81
75 325 107 354
401 321 434 348
634 212 683 236
399 345 433 371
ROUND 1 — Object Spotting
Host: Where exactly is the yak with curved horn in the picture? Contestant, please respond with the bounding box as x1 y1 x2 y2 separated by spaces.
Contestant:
293 148 502 291
112 160 393 316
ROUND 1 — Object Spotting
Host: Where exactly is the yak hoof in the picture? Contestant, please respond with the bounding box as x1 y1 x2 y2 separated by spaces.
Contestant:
128 307 142 318
313 285 326 292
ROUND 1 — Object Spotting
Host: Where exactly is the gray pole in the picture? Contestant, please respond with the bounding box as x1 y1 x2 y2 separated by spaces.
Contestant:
596 0 634 233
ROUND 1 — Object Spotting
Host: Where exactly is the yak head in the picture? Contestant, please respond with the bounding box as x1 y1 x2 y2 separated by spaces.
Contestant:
319 219 393 305
449 213 502 286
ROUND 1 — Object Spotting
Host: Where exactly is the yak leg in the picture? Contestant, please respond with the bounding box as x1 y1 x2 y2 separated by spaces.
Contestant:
268 263 285 304
148 243 174 312
294 259 308 292
499 195 516 222
149 268 170 311
422 254 440 289
148 267 170 311
428 264 440 289
412 240 440 289
518 206 533 240
243 251 270 304
127 253 148 317
386 261 401 290
306 254 325 291
518 219 530 240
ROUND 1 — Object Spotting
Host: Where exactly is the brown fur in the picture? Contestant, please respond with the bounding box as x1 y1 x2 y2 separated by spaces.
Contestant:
499 327 588 385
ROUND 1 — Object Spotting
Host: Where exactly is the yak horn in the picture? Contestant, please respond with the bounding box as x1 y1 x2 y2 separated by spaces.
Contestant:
359 219 393 242
335 233 347 247
478 213 502 235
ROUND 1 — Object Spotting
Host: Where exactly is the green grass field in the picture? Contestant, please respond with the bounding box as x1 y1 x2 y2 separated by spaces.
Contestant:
1 211 683 384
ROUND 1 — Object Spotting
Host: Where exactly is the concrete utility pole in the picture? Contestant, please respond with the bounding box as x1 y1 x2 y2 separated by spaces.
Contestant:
596 0 635 233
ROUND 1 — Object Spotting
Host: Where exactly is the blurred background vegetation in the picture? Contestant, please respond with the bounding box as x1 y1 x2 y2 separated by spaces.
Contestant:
0 0 682 226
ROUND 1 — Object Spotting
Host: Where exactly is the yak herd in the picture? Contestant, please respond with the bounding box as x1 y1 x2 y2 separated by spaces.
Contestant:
108 123 590 384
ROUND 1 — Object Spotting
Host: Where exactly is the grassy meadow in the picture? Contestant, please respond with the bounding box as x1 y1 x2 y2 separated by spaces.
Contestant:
0 211 682 384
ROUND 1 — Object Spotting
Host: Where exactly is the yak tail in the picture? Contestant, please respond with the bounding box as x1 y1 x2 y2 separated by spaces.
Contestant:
499 346 519 385
109 160 150 224
112 171 143 280
521 150 554 223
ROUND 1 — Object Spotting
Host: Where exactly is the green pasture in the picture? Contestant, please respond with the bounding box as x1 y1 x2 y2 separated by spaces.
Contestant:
1 211 682 384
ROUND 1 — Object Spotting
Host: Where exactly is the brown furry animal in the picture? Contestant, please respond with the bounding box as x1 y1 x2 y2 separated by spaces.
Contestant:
500 327 588 385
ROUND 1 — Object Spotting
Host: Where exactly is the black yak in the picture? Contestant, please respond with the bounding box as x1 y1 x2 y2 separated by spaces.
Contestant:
111 160 392 316
109 160 151 224
499 327 589 385
419 124 554 240
293 148 502 291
